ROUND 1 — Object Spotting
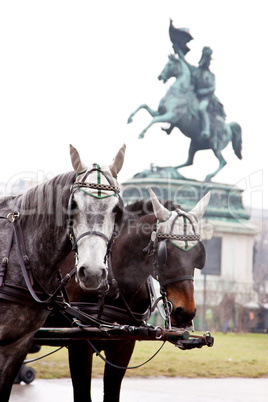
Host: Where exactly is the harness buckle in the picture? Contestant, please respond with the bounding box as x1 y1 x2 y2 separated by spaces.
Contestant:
71 319 81 327
151 231 157 242
6 212 20 223
1 257 9 264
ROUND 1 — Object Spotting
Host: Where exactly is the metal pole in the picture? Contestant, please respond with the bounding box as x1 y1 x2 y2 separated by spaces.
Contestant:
202 273 207 331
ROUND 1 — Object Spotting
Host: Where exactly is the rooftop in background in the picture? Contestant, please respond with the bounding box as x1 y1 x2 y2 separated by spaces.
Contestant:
0 179 39 197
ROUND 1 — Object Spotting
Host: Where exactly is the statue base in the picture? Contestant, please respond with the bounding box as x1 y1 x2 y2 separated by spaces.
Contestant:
122 172 249 221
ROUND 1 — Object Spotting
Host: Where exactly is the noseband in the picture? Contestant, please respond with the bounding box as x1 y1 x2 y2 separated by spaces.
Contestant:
67 165 123 262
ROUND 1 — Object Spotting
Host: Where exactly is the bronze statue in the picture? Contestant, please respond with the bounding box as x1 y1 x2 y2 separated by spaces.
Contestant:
128 20 242 182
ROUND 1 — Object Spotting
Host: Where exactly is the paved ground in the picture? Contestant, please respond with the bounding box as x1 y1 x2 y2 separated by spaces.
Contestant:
10 377 268 402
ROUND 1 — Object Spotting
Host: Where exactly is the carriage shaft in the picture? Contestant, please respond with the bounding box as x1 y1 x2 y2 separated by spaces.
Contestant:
33 326 214 349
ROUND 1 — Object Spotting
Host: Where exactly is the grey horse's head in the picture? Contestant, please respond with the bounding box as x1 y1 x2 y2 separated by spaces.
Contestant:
69 144 126 290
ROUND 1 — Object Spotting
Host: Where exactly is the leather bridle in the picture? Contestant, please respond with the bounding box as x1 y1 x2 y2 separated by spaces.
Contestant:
0 165 123 309
153 210 201 285
67 164 123 265
145 209 202 328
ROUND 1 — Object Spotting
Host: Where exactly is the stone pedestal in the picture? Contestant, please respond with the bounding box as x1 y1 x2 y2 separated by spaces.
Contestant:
122 176 249 220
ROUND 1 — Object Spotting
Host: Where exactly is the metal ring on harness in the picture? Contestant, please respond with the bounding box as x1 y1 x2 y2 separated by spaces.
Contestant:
6 212 20 223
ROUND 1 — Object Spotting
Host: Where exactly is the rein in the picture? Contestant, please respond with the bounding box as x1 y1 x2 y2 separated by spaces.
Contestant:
68 250 152 329
86 338 165 370
89 209 202 331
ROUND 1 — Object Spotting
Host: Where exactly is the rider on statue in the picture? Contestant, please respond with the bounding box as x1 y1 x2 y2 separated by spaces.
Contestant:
193 47 223 138
170 20 226 139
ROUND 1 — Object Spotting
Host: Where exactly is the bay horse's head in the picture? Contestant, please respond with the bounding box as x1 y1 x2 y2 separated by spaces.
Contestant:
149 189 210 328
69 144 125 290
158 54 182 83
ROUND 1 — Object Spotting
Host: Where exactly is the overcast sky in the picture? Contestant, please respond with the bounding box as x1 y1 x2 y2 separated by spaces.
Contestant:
0 0 267 211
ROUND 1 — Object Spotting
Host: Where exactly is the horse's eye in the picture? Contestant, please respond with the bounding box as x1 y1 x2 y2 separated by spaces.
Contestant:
112 204 123 226
71 200 78 214
112 205 120 214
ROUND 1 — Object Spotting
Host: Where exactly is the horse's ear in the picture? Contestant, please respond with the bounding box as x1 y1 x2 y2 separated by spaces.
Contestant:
109 144 126 178
149 188 170 222
189 192 211 221
70 144 86 174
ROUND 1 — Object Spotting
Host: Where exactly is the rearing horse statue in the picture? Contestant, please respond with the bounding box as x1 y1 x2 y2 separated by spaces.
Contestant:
128 54 242 182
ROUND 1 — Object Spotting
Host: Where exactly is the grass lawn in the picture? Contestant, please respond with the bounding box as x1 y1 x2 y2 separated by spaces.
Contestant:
28 332 268 379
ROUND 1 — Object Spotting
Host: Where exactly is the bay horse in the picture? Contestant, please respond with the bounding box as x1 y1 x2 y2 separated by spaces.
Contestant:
57 189 210 402
128 54 242 181
0 143 126 401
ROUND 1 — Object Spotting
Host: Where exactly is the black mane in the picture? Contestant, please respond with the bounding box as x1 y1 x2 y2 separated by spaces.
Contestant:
124 199 179 216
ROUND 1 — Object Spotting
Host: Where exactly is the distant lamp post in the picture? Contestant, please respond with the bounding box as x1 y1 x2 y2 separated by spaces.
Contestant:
200 219 214 241
200 220 214 330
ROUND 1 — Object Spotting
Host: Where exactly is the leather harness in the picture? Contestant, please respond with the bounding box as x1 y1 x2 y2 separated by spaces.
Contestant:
0 167 127 328
0 188 202 331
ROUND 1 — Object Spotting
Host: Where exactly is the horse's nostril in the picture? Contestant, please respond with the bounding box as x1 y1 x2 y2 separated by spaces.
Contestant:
78 266 107 284
101 268 107 281
173 307 196 324
78 266 86 281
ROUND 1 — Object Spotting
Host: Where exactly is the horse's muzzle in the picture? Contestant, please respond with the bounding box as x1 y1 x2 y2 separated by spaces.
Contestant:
158 74 167 83
171 306 196 328
77 265 108 290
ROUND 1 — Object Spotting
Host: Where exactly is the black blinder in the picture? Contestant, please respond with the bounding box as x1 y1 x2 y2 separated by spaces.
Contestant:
114 196 124 228
157 240 168 269
195 242 206 269
67 192 79 252
67 193 77 230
